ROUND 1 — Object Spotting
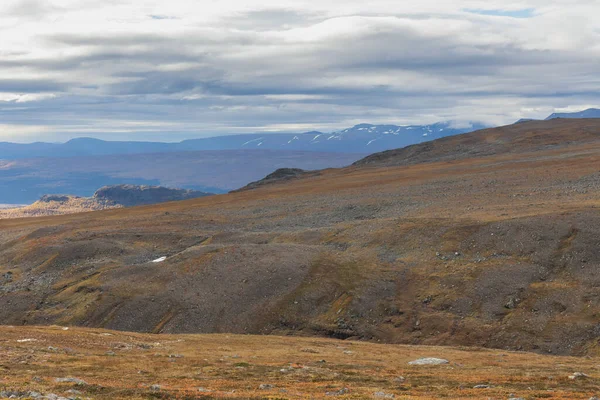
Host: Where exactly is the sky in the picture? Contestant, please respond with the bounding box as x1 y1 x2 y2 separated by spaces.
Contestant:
0 0 599 142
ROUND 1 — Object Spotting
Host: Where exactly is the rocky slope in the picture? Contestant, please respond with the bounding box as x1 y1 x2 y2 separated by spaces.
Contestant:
235 168 315 191
2 119 600 356
0 185 212 218
0 195 120 219
93 184 212 207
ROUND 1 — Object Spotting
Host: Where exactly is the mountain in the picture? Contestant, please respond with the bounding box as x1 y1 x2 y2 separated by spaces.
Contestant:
0 122 485 159
546 108 600 120
354 118 600 168
93 184 212 207
2 119 600 356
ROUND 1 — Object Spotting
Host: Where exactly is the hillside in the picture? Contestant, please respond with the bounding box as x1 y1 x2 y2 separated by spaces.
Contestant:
354 118 600 167
1 326 598 400
0 195 120 219
2 119 600 356
0 185 211 219
93 184 212 207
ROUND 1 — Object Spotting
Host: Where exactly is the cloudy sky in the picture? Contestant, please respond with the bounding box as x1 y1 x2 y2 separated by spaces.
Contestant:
0 0 599 142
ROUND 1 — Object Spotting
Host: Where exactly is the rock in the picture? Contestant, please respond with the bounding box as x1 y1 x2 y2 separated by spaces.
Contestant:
149 384 161 391
326 387 349 396
3 271 13 282
106 351 116 356
93 185 211 207
54 377 87 385
569 372 589 380
258 384 274 390
39 195 73 203
236 168 312 191
408 357 449 365
374 391 395 398
473 384 492 389
301 348 319 353
590 397 599 400
505 297 519 309
197 387 212 392
43 395 70 400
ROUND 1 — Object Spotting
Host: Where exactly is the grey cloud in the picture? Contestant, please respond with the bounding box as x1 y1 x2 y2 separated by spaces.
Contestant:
1 7 599 141
7 0 62 18
221 8 323 30
0 78 67 93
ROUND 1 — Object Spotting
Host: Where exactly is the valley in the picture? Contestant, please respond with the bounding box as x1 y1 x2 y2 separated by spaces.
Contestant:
1 119 600 356
0 150 362 204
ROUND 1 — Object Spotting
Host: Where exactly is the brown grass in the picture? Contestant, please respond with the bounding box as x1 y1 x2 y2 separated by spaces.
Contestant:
1 325 599 399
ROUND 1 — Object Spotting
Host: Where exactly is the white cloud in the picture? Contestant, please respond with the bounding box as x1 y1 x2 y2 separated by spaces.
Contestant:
0 0 598 141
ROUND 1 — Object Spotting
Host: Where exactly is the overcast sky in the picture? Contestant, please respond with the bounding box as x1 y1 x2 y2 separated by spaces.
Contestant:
0 0 599 142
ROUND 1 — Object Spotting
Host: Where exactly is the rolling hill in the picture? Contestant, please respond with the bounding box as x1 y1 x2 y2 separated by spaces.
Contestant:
1 119 600 358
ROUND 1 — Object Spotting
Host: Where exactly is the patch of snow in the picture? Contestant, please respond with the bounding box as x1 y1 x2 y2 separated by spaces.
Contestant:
17 338 37 343
423 133 428 137
242 138 264 146
152 256 167 263
367 139 377 145
311 134 322 141
287 136 299 144
257 142 263 146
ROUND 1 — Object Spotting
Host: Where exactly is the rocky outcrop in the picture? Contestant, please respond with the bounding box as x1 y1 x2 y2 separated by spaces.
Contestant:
235 168 316 191
93 185 212 207
38 194 75 203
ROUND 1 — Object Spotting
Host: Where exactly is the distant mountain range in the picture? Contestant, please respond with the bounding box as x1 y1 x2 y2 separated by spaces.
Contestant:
3 109 598 160
515 108 600 124
545 108 600 120
1 109 598 204
0 121 486 159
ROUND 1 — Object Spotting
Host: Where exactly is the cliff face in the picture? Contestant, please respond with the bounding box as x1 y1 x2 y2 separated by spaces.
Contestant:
93 185 212 207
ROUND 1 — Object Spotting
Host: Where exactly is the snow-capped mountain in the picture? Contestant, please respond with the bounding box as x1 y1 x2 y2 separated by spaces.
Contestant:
180 121 487 154
0 121 486 159
545 108 600 120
